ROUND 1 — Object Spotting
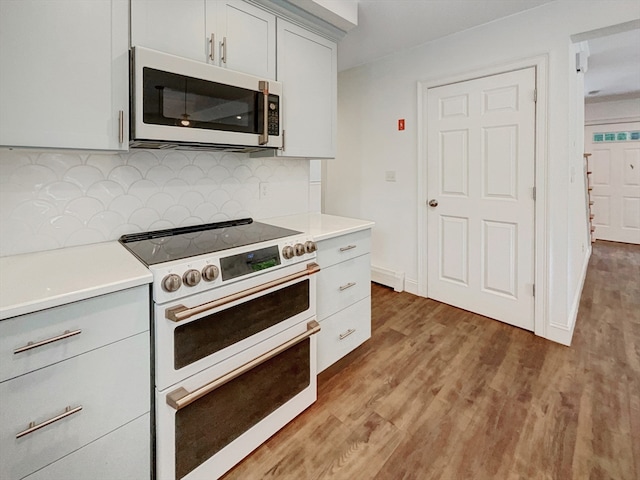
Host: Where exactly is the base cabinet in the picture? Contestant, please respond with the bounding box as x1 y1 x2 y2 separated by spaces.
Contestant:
0 286 151 480
23 414 150 480
316 229 372 372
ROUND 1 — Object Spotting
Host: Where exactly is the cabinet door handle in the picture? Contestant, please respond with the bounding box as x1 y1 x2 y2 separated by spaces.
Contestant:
339 328 356 340
339 245 356 252
209 33 215 61
221 36 227 63
118 110 124 144
16 405 83 439
14 329 82 354
339 282 356 291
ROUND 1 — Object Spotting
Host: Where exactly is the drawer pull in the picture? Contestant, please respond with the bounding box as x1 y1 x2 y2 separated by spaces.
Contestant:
339 245 357 252
16 405 83 439
339 328 356 340
339 282 356 291
14 329 82 354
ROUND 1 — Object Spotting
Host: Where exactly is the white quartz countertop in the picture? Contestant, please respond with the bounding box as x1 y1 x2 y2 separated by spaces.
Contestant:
263 213 374 241
0 242 152 320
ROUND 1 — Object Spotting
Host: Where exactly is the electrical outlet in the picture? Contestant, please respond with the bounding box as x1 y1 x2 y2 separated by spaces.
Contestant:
259 182 269 199
385 171 396 182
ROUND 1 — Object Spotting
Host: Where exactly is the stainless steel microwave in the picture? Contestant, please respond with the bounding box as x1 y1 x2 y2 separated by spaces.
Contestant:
130 47 282 152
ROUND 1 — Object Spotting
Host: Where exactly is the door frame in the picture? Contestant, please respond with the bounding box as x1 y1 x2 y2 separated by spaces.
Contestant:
416 54 549 338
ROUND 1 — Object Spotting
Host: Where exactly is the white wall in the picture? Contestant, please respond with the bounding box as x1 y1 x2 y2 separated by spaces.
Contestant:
585 97 640 124
325 0 640 345
0 149 310 257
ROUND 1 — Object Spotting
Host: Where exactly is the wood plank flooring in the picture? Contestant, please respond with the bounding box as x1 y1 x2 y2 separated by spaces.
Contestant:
223 241 640 480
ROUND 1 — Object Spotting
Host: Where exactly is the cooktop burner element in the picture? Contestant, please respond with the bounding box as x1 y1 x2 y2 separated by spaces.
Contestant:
119 218 301 266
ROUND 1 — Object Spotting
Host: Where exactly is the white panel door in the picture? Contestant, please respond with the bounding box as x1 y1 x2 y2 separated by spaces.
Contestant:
426 68 536 331
585 123 640 244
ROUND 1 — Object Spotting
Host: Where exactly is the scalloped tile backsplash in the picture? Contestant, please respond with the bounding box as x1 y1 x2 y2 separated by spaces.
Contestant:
0 149 310 257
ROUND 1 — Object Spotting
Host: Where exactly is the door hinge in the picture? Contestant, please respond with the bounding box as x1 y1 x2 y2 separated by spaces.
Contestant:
533 89 537 103
532 186 536 201
532 284 536 297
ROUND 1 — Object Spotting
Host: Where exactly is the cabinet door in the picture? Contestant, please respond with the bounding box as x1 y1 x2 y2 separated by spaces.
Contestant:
212 0 276 79
276 19 337 158
130 0 207 62
0 0 128 151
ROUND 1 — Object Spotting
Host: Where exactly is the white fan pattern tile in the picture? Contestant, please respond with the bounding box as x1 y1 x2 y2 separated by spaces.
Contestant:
0 149 310 257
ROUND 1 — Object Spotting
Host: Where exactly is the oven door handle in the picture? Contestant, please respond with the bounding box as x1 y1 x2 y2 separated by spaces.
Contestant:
165 262 320 322
166 319 321 410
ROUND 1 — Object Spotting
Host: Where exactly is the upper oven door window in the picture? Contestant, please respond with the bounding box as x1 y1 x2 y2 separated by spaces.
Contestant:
173 279 310 370
142 67 264 134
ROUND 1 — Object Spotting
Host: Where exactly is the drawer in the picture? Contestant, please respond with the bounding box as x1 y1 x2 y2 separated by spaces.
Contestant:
0 286 149 382
317 253 371 321
317 297 371 373
316 229 371 268
23 413 150 480
0 333 150 480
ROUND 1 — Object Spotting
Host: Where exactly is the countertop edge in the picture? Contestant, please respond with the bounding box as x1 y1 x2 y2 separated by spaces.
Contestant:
0 276 152 321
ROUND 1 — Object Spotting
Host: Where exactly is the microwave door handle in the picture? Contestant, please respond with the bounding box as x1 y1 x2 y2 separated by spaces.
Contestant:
258 81 269 145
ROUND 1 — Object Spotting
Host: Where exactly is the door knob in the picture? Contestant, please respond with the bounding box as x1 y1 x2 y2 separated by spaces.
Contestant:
428 199 438 207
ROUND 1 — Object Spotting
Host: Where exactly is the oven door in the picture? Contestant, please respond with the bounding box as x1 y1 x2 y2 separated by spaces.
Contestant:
155 261 318 391
156 320 319 480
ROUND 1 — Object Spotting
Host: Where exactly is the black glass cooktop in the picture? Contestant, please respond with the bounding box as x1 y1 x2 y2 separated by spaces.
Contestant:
119 218 301 266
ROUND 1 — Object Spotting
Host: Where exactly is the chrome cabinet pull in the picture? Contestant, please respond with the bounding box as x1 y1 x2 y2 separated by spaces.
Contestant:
339 282 356 291
339 328 356 340
221 36 227 63
166 262 321 322
209 33 215 61
118 110 124 144
166 320 321 410
258 80 269 145
16 405 83 439
339 245 356 252
14 329 82 354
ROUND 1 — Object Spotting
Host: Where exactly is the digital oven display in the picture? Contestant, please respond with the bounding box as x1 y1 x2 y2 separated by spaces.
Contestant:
219 245 281 281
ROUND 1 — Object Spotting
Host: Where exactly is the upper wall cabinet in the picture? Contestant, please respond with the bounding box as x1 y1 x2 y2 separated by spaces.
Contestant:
0 0 129 151
131 0 276 80
276 19 337 158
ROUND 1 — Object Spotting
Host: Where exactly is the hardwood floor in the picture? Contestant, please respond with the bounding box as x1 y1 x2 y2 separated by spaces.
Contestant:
223 241 640 480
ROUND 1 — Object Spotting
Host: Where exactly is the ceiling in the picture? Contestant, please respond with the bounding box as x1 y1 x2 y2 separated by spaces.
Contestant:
584 28 640 102
337 0 555 71
336 1 640 101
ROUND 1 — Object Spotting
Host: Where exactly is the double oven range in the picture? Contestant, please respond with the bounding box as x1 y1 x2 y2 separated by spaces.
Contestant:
119 218 320 480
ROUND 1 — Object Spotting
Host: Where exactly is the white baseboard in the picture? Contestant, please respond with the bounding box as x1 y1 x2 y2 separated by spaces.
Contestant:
545 244 592 346
371 265 405 292
404 278 419 296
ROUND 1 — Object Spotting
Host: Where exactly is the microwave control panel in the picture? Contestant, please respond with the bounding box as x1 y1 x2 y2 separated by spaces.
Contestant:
268 94 280 136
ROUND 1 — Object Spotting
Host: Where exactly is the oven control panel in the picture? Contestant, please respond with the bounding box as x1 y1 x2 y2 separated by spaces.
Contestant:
151 236 316 303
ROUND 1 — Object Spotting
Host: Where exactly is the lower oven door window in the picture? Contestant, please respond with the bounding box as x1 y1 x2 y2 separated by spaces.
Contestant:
176 338 309 479
173 279 309 370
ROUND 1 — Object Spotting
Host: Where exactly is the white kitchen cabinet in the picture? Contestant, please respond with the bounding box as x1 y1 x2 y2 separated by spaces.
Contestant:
316 229 372 372
131 0 276 79
0 0 128 151
276 19 337 158
0 286 151 480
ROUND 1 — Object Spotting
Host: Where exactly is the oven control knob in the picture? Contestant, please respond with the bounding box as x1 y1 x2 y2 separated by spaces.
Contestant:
183 269 201 287
294 243 305 256
202 264 219 282
282 245 295 260
162 273 182 292
304 240 317 254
